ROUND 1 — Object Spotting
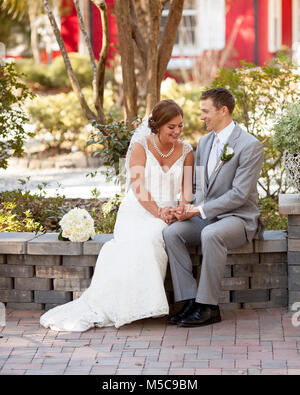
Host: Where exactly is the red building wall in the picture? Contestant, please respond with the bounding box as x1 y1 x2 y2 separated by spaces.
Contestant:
59 0 293 69
91 0 118 62
61 0 79 53
225 0 255 65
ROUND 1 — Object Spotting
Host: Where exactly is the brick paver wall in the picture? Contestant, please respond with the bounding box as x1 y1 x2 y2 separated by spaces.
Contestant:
0 230 288 311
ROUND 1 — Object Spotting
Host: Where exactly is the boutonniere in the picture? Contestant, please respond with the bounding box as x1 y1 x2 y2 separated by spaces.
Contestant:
215 144 234 172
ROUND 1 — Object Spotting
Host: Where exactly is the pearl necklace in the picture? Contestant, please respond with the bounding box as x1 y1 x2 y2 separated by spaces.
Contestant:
153 135 174 158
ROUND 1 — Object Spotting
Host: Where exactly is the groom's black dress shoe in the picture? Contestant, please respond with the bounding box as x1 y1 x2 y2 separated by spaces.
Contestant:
166 299 195 325
177 303 221 327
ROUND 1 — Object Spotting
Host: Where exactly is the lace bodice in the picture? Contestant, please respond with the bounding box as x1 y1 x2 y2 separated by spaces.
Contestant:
128 139 193 207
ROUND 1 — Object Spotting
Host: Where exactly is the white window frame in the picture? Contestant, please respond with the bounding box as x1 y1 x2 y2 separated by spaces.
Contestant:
292 0 300 63
163 0 225 67
293 0 300 44
268 0 282 52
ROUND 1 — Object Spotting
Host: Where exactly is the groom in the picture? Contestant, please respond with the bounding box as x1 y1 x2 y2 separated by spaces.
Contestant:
163 87 264 327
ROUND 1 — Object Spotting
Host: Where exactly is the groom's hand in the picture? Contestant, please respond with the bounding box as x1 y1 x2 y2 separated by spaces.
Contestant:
174 204 200 221
160 206 177 225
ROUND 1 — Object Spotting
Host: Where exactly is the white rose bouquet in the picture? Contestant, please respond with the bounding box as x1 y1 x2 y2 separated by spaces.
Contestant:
58 208 95 242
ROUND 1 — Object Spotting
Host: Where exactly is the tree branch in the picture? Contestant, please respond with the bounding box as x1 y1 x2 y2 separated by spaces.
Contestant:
145 0 162 114
91 0 109 115
130 0 147 71
74 0 97 72
157 0 184 90
42 0 100 122
115 0 137 123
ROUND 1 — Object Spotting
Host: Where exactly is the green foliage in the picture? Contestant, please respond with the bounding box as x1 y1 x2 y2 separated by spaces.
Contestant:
91 194 123 234
47 53 93 89
258 197 287 231
14 53 101 89
160 78 205 145
272 101 300 153
0 61 34 169
0 177 122 234
0 179 67 233
25 87 93 151
14 53 91 89
88 116 136 182
209 54 300 199
0 202 43 232
26 84 123 152
14 58 52 86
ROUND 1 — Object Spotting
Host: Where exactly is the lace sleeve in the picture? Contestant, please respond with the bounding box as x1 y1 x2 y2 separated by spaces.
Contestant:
182 141 193 160
125 119 151 193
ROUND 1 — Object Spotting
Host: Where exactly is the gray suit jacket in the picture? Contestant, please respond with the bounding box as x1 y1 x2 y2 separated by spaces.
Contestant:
193 122 264 242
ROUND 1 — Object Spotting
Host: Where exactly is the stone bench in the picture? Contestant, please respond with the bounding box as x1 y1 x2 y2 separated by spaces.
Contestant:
0 230 289 312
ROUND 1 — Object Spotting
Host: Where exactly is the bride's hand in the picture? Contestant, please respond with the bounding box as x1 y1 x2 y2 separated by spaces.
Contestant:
159 206 177 225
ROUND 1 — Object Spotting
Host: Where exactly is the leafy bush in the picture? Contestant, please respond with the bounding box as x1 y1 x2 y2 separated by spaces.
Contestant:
15 53 94 89
26 84 123 152
0 61 34 168
272 101 300 153
0 202 42 232
14 58 52 87
258 197 287 231
209 54 300 199
92 194 123 234
0 181 67 233
47 53 93 88
88 116 136 182
0 178 122 234
25 87 92 151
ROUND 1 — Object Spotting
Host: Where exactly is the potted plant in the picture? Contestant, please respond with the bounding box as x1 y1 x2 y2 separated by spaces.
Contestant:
273 102 300 192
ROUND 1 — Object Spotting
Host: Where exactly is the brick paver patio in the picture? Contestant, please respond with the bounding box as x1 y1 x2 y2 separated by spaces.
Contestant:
0 308 300 375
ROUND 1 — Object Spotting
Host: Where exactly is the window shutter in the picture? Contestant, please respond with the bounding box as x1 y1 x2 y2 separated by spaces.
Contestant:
268 0 282 52
198 0 225 51
293 0 300 43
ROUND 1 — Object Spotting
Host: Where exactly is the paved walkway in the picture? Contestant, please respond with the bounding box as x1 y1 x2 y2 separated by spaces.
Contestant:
0 308 300 375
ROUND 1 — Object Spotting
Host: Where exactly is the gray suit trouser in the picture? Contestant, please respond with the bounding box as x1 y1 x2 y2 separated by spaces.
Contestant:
162 215 247 305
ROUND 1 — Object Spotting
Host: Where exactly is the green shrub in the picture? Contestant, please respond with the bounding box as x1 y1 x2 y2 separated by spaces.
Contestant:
26 83 123 152
14 58 52 87
0 181 67 233
209 54 300 200
88 116 136 182
26 88 92 151
92 194 123 234
0 202 43 233
272 101 300 154
258 197 287 231
0 61 34 169
47 53 93 88
0 178 122 234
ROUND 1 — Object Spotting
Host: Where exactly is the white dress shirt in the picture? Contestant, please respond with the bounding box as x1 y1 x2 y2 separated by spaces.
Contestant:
197 121 235 219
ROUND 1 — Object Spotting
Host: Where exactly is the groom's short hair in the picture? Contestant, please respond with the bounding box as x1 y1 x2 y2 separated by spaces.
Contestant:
201 87 235 114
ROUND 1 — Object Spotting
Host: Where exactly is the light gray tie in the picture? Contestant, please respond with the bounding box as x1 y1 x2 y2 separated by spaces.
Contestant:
207 135 221 178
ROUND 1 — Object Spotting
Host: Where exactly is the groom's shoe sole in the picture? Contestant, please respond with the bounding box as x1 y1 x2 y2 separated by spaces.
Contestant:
177 316 221 328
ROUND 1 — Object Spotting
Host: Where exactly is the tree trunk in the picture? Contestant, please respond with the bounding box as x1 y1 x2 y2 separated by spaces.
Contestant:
42 0 107 125
157 0 184 98
115 0 138 124
145 0 161 115
28 0 40 64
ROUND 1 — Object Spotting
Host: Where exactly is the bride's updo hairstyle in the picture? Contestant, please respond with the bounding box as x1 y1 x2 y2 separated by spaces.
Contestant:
148 99 183 135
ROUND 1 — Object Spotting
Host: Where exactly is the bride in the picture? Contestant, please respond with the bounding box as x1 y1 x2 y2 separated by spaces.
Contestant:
40 99 194 332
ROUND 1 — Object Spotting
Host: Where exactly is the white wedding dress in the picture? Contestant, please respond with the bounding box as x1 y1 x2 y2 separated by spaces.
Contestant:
40 122 192 332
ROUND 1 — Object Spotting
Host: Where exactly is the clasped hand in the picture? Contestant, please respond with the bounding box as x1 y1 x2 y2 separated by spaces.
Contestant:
158 204 198 225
